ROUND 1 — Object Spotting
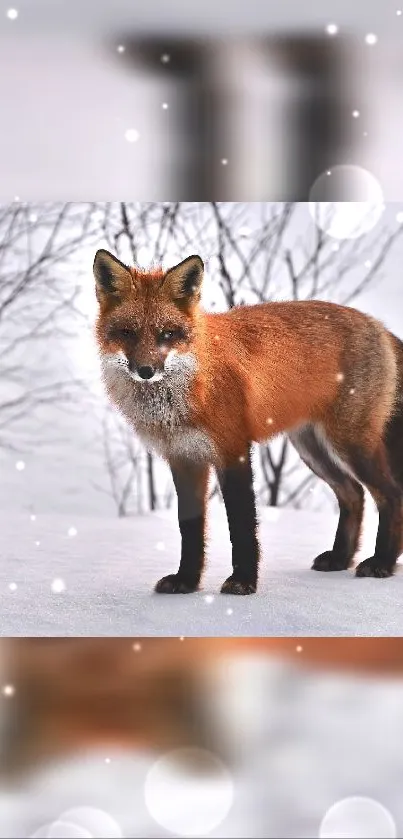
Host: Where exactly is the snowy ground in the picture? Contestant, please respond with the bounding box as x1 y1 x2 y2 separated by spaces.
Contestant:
2 502 402 636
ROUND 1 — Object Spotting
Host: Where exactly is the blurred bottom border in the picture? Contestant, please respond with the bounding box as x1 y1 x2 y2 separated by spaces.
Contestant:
0 638 403 837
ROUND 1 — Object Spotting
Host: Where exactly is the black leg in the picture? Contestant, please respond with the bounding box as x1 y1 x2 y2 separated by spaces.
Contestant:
217 447 259 595
384 412 403 557
155 462 209 594
312 481 364 571
288 425 365 572
349 443 403 578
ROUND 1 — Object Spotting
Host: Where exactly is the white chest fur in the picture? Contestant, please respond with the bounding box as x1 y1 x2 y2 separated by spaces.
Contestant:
100 351 217 464
147 425 217 463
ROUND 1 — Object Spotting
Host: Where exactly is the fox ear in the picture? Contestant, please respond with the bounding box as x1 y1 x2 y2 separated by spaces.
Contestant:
93 249 133 303
163 255 204 305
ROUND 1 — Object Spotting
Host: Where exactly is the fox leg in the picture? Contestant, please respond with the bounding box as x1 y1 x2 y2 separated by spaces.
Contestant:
348 442 403 578
155 461 209 594
289 425 365 571
383 411 403 556
217 446 260 595
312 479 364 571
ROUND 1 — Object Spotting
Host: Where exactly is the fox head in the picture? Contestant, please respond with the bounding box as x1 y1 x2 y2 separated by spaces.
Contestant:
94 250 204 384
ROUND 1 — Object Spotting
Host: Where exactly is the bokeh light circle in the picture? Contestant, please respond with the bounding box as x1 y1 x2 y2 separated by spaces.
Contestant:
59 808 122 838
144 747 234 836
319 796 397 838
309 165 384 239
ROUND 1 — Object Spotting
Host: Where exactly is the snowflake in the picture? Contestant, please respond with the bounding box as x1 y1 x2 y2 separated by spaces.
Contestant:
8 583 17 592
15 460 25 471
226 608 233 615
6 9 18 20
132 642 142 652
117 44 125 53
51 578 66 593
2 684 15 696
365 33 378 45
296 645 303 653
125 129 140 143
221 158 228 166
161 53 170 63
162 102 169 110
204 595 214 604
67 526 77 537
352 110 360 118
325 23 338 36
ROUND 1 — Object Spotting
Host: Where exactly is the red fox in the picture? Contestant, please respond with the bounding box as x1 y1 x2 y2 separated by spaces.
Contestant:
94 249 403 595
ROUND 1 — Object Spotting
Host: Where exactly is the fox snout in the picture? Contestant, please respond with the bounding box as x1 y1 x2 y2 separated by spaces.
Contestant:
131 363 155 380
127 360 162 382
125 346 184 382
113 347 194 384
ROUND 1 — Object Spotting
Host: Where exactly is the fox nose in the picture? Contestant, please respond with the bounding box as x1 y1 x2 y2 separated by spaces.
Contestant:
137 365 155 380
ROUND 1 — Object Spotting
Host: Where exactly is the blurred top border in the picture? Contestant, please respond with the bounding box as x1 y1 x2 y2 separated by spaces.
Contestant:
0 0 400 38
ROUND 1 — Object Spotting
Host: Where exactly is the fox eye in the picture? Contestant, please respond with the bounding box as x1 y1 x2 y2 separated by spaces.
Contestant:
107 326 136 342
159 329 175 343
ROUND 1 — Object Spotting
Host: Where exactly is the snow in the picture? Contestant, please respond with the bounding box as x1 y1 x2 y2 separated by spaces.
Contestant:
1 502 402 636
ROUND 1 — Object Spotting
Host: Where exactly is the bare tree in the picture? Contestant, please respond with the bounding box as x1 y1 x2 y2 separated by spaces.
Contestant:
91 406 144 517
0 201 99 449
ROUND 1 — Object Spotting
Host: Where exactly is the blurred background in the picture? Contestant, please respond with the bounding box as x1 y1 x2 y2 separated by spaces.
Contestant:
0 0 403 200
1 200 403 521
1 637 403 837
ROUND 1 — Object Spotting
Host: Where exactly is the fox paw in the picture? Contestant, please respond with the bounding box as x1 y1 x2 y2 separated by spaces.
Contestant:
355 557 394 578
220 576 257 595
154 574 199 594
312 551 351 572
